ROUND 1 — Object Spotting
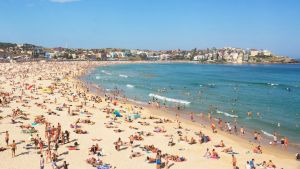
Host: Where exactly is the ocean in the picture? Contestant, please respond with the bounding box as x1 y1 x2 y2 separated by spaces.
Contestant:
82 63 300 143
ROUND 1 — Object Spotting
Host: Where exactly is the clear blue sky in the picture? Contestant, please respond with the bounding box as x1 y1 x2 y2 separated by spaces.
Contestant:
0 0 299 58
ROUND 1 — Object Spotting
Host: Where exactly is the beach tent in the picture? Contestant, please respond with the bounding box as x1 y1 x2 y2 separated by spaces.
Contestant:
113 110 122 117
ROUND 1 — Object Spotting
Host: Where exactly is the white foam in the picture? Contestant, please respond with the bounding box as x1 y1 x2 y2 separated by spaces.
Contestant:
101 70 112 75
267 83 279 86
149 93 190 105
119 74 128 78
126 84 134 88
261 130 273 137
95 76 100 79
216 110 238 118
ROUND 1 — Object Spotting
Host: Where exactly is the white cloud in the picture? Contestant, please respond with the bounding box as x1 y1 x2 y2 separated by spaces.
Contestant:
50 0 80 3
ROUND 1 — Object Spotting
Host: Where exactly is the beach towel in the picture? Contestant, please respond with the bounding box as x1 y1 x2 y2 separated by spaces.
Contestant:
68 147 78 150
97 165 110 169
31 122 39 127
131 114 141 119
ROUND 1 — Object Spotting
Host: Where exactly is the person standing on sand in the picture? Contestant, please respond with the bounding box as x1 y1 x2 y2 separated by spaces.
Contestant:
211 123 216 133
40 154 45 169
232 154 237 169
5 131 9 146
155 151 161 169
11 140 17 158
200 112 204 121
129 135 134 149
190 112 194 122
240 126 245 136
284 136 288 150
62 161 69 169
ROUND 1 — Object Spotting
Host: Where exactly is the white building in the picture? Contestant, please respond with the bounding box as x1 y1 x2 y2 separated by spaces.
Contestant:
250 50 259 56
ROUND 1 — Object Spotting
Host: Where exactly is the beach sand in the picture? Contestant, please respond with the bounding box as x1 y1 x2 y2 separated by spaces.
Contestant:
0 61 299 169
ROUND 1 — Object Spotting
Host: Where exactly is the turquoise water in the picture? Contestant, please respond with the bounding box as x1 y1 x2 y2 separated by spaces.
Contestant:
83 63 300 142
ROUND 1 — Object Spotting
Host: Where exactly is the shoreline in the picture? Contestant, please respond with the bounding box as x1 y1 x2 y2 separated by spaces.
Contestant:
0 61 299 169
78 61 300 154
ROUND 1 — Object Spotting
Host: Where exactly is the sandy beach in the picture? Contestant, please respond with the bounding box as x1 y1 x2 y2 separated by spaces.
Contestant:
0 61 299 169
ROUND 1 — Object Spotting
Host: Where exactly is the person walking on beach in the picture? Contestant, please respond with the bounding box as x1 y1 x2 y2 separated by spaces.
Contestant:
5 131 9 146
40 154 45 169
232 154 237 169
11 140 17 158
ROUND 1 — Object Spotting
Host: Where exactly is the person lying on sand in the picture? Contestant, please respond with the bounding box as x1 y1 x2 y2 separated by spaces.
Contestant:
129 126 139 130
138 121 150 126
143 145 159 153
20 124 33 129
105 124 118 128
221 146 233 153
129 150 143 159
146 156 156 163
0 147 7 152
154 119 163 124
154 126 166 133
137 131 153 137
80 119 95 125
161 153 186 162
266 160 276 169
89 144 103 155
214 140 225 148
113 129 124 133
74 128 87 134
253 145 262 154
133 134 143 141
86 157 103 167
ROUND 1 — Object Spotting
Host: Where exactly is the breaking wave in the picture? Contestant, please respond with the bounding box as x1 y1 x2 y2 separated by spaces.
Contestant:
149 93 191 105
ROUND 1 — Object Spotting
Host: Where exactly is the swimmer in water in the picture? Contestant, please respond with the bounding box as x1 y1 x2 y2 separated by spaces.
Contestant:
247 112 252 118
256 112 260 117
